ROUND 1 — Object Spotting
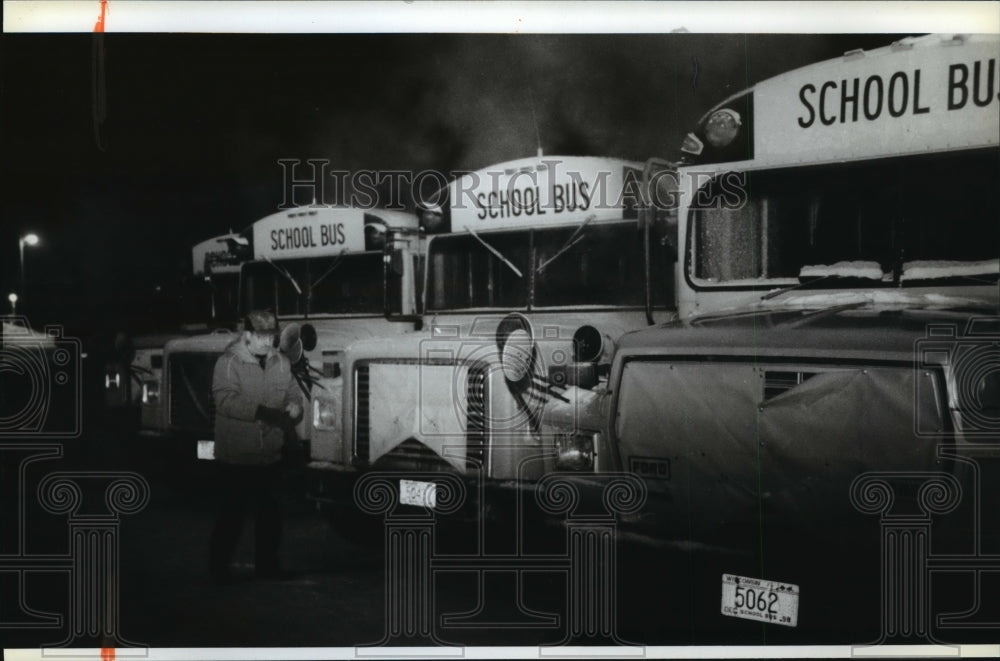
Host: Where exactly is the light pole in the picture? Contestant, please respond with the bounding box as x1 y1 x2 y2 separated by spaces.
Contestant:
18 233 40 298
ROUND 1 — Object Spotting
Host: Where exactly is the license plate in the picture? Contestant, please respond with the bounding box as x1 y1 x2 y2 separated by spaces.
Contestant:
721 574 799 627
196 440 215 461
399 479 436 508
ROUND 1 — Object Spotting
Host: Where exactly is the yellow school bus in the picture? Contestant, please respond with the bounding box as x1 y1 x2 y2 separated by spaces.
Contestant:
307 155 676 521
158 206 423 451
599 34 998 642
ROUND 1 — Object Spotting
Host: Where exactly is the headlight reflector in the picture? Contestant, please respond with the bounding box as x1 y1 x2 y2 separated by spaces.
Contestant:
555 430 597 471
313 397 338 430
141 380 159 404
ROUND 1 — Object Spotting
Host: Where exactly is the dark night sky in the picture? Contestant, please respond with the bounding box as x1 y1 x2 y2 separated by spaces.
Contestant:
1 32 907 335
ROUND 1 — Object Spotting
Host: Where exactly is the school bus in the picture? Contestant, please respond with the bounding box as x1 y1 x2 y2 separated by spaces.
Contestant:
306 155 676 521
590 34 998 642
159 206 422 450
103 230 250 433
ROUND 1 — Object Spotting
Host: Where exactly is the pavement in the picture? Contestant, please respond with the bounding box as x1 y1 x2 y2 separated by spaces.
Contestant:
5 416 1000 652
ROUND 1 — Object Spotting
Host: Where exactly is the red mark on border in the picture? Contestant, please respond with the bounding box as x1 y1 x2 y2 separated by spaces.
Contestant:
101 648 115 661
94 0 108 33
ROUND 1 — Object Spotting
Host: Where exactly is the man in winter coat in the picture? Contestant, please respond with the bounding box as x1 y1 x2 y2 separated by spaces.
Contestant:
209 309 302 584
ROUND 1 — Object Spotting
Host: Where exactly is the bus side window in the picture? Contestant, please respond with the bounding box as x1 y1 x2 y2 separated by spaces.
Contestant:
695 203 762 282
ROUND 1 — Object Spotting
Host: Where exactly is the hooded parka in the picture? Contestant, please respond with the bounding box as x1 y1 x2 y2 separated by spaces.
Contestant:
212 335 300 465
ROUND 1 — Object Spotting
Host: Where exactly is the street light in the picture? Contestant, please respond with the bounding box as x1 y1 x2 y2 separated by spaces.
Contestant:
7 292 16 316
18 233 40 298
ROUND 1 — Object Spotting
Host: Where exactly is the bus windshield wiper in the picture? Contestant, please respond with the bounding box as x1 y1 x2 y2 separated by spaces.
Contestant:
536 213 595 274
760 275 831 301
311 249 348 289
263 256 303 295
900 259 1000 284
465 226 523 278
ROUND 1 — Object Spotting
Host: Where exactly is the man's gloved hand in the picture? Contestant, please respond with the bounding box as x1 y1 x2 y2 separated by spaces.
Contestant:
255 405 288 427
285 401 303 422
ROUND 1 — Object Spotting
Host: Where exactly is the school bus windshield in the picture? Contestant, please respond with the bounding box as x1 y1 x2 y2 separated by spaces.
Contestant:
241 253 399 317
426 223 672 310
690 148 999 287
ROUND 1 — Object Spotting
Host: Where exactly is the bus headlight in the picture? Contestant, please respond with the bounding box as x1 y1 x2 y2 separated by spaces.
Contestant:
704 108 741 148
555 430 597 471
501 329 533 384
141 380 159 404
418 203 449 233
497 313 535 388
313 397 338 430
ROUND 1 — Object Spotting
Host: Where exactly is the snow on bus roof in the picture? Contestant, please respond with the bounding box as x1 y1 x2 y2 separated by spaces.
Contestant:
901 258 1000 281
799 261 885 280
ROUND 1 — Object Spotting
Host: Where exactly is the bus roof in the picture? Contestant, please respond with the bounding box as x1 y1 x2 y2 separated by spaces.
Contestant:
684 34 999 169
444 155 644 231
252 206 419 261
191 231 250 276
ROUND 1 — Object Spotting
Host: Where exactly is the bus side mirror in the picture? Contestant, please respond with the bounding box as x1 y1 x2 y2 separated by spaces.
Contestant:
389 248 406 277
300 323 317 352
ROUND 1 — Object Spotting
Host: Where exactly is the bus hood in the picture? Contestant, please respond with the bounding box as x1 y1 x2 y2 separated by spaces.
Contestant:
610 302 999 553
163 319 405 356
347 311 649 363
620 299 999 363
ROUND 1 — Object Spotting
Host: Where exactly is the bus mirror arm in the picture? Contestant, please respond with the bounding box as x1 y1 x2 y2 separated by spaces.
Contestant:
382 243 423 331
643 213 654 326
640 156 676 326
389 247 406 277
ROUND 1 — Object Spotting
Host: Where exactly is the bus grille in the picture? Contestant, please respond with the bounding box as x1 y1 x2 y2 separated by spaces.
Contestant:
167 352 218 435
355 364 371 458
466 365 487 468
355 361 488 472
